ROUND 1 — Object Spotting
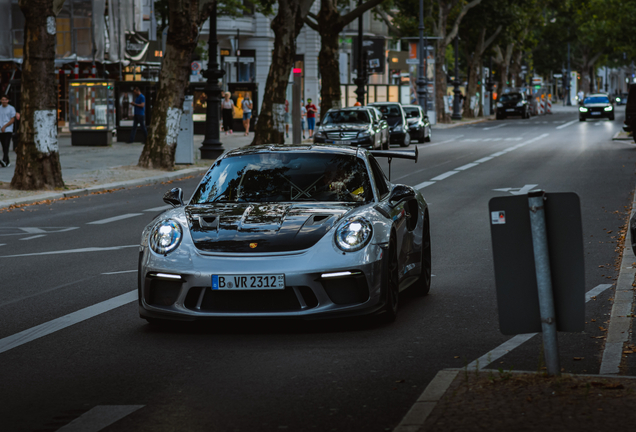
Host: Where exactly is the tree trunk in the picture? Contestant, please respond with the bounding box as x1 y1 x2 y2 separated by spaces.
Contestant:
138 0 211 169
12 0 64 190
251 0 315 146
462 28 485 118
316 1 343 119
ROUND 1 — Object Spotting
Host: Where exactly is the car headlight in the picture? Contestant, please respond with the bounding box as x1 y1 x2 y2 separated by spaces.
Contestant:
149 219 183 255
314 130 325 139
335 217 373 252
516 101 524 107
392 125 402 133
579 107 588 112
358 130 371 137
617 97 622 102
496 102 503 108
604 106 613 111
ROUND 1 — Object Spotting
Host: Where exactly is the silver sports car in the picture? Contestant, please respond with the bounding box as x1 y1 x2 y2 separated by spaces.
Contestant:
138 145 431 324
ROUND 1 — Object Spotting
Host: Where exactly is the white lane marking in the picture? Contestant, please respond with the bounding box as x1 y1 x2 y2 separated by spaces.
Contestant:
87 213 144 225
0 290 136 355
56 405 144 432
490 151 506 157
420 136 464 148
553 120 566 124
144 205 171 212
0 245 138 258
455 163 479 171
0 244 5 247
461 138 482 142
414 181 436 190
505 137 522 141
475 156 494 163
19 234 47 241
493 184 539 195
414 134 548 191
483 123 508 131
430 171 458 181
102 270 137 275
0 278 93 308
491 138 502 141
467 283 613 370
556 119 579 129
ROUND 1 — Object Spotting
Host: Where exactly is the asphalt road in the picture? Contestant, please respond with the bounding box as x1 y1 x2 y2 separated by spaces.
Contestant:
1 110 633 432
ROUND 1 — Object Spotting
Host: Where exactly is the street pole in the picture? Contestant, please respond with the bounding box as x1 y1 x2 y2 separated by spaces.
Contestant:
566 42 571 106
451 36 462 120
200 4 226 159
416 0 428 117
292 68 302 145
605 66 608 93
528 190 561 376
489 57 494 116
354 1 367 104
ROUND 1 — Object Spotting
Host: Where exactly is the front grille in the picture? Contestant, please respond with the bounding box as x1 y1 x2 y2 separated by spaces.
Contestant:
147 279 182 307
326 131 358 140
321 274 369 305
195 286 316 313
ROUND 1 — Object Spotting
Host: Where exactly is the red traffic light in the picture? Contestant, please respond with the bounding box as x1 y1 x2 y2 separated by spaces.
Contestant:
293 68 302 74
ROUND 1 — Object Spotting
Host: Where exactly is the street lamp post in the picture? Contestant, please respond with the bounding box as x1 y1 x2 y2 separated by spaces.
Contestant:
566 42 572 106
354 5 367 104
416 0 428 116
200 4 226 159
451 36 462 120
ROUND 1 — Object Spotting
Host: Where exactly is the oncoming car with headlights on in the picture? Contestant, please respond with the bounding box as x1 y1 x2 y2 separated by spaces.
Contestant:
139 145 431 324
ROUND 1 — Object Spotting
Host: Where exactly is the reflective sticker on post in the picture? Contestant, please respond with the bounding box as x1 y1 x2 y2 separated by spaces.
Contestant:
491 211 506 225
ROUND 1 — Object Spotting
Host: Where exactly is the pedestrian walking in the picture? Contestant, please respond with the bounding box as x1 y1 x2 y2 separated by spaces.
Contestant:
284 99 290 138
0 95 16 167
577 89 584 104
221 92 235 135
306 98 318 138
301 101 307 140
242 95 253 135
128 87 147 143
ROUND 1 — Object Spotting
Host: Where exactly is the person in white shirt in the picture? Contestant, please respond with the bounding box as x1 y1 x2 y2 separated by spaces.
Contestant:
301 102 307 140
0 95 16 167
577 90 584 104
242 96 253 135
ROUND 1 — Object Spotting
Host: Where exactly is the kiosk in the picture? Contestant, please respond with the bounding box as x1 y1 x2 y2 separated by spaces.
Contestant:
68 79 115 146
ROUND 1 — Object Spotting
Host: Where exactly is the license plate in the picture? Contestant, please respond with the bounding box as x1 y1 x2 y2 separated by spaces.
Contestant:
591 112 601 115
332 140 351 145
506 109 515 112
212 274 285 290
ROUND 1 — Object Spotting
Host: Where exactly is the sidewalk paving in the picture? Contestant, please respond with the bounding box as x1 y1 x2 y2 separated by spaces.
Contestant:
0 132 255 210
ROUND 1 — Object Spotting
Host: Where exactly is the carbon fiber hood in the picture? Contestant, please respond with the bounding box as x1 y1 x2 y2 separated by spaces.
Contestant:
185 203 356 253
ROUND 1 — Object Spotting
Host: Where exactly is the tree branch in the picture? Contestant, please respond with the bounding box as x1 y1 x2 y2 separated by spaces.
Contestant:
304 16 320 32
306 11 318 21
376 7 402 37
483 25 502 52
341 0 387 27
445 0 483 45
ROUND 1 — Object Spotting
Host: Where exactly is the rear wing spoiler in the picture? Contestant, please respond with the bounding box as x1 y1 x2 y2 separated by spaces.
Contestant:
369 148 418 180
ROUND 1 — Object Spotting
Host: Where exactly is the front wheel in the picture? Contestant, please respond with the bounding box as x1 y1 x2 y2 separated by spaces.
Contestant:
382 138 389 150
424 128 432 142
579 117 586 122
400 132 411 147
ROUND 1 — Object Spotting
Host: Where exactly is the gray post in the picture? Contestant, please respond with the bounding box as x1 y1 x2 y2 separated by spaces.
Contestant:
292 68 302 145
528 190 561 376
566 43 572 106
416 0 428 115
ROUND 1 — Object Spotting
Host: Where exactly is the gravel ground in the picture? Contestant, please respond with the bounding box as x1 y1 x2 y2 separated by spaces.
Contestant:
423 370 636 431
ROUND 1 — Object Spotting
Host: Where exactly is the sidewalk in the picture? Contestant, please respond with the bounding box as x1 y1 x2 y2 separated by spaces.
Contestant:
0 131 254 210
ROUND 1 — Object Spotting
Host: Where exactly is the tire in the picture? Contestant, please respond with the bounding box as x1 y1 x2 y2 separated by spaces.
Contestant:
418 129 426 143
382 138 389 150
379 236 399 323
400 133 411 147
424 128 432 142
414 215 431 296
579 117 585 122
610 115 615 121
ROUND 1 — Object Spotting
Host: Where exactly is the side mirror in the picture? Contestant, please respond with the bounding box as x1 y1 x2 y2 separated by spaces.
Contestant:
163 187 184 207
388 185 416 207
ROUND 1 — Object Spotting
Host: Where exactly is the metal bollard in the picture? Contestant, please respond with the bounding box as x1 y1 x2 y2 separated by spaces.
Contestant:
528 190 561 376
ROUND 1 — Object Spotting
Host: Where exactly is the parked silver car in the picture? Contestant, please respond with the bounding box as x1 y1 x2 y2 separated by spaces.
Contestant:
138 145 431 324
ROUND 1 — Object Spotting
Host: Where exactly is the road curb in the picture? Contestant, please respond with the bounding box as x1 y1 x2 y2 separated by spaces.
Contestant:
431 116 494 129
613 131 633 141
393 369 460 432
0 167 209 210
599 191 636 374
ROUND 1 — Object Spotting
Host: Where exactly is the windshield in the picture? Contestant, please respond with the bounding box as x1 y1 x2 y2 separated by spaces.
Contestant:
584 96 610 104
500 93 522 103
323 110 370 125
374 105 402 117
191 152 373 204
403 107 420 118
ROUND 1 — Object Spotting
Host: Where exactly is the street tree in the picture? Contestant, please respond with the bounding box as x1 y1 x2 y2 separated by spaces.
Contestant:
11 0 66 190
251 0 316 145
304 0 386 120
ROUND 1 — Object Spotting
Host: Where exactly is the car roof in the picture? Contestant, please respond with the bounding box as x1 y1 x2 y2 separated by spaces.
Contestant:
369 102 401 106
586 93 609 98
402 105 422 109
223 144 362 158
328 106 372 111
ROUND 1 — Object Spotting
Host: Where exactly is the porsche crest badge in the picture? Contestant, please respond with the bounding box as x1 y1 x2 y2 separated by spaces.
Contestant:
249 243 258 249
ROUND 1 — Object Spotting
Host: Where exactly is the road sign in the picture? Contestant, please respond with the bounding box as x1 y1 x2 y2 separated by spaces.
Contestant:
553 74 563 78
191 61 201 72
489 192 585 335
406 58 419 65
532 76 543 85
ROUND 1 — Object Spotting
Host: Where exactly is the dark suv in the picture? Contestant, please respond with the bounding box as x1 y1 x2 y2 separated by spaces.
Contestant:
623 85 636 136
312 107 388 149
496 92 530 119
368 102 411 147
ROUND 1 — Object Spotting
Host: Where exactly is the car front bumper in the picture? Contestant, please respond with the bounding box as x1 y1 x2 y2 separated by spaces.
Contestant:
498 107 525 116
580 109 613 119
138 242 387 321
